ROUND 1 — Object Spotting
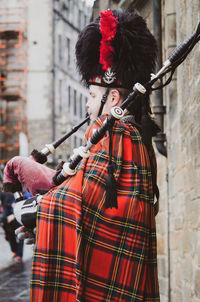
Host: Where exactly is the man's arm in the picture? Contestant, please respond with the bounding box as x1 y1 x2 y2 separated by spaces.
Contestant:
3 156 56 195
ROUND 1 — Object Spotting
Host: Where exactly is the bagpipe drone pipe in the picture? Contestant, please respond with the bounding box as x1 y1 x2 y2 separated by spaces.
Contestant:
31 115 90 165
5 21 200 231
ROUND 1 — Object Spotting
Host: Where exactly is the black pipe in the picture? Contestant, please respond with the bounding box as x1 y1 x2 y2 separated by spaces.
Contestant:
30 116 90 164
152 0 167 157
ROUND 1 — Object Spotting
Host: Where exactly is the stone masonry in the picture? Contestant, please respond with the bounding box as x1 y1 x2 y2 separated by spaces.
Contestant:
92 0 200 301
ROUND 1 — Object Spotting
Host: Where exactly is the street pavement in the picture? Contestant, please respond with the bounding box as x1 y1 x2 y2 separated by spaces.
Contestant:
0 229 33 302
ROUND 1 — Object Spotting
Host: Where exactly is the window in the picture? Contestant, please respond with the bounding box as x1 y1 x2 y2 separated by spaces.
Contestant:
84 96 88 117
58 79 62 114
65 0 69 16
80 93 82 118
73 89 77 116
58 34 62 62
84 15 87 27
74 136 77 148
78 10 82 29
85 97 88 106
68 86 71 108
66 37 70 65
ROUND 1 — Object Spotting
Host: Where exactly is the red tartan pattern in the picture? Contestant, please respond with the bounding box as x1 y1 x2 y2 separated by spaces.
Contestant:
30 116 160 301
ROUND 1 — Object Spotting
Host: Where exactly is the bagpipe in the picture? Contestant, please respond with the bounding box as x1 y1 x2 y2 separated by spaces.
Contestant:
31 115 90 165
4 21 200 231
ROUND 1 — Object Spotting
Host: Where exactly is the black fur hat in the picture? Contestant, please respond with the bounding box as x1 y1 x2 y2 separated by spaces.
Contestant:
75 9 157 89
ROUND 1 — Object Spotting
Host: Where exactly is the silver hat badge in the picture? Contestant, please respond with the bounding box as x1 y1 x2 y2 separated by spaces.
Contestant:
103 68 116 84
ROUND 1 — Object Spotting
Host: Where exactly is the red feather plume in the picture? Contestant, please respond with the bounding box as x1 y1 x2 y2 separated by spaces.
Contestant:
99 10 118 71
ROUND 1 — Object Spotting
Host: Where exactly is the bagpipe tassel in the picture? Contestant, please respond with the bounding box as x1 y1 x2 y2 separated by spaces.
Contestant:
105 127 118 209
105 164 118 209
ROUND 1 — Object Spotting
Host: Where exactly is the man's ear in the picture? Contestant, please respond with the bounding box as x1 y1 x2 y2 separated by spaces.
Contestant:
109 89 121 107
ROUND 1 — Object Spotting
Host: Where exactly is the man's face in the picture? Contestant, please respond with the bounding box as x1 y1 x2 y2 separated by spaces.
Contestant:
86 85 106 121
86 85 122 122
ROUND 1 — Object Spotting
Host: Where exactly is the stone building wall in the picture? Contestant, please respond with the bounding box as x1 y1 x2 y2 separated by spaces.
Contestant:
168 1 200 301
123 1 200 301
27 0 53 154
92 0 119 19
92 0 200 301
27 0 92 164
53 0 92 163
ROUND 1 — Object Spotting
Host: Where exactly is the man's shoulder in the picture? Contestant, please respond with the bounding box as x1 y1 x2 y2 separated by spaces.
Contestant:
114 118 141 137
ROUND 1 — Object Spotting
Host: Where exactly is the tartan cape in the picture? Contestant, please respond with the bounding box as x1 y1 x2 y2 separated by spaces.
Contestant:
30 115 160 302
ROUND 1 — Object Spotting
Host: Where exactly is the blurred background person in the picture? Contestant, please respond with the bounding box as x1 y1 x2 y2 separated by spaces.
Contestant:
0 189 25 263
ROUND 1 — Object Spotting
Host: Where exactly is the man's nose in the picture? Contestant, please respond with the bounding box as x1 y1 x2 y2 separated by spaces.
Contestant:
86 97 91 108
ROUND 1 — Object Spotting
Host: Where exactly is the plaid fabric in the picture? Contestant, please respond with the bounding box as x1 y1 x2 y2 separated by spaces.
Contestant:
30 115 160 302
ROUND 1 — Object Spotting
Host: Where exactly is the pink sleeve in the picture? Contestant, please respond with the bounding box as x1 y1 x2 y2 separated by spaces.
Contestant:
3 156 56 195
